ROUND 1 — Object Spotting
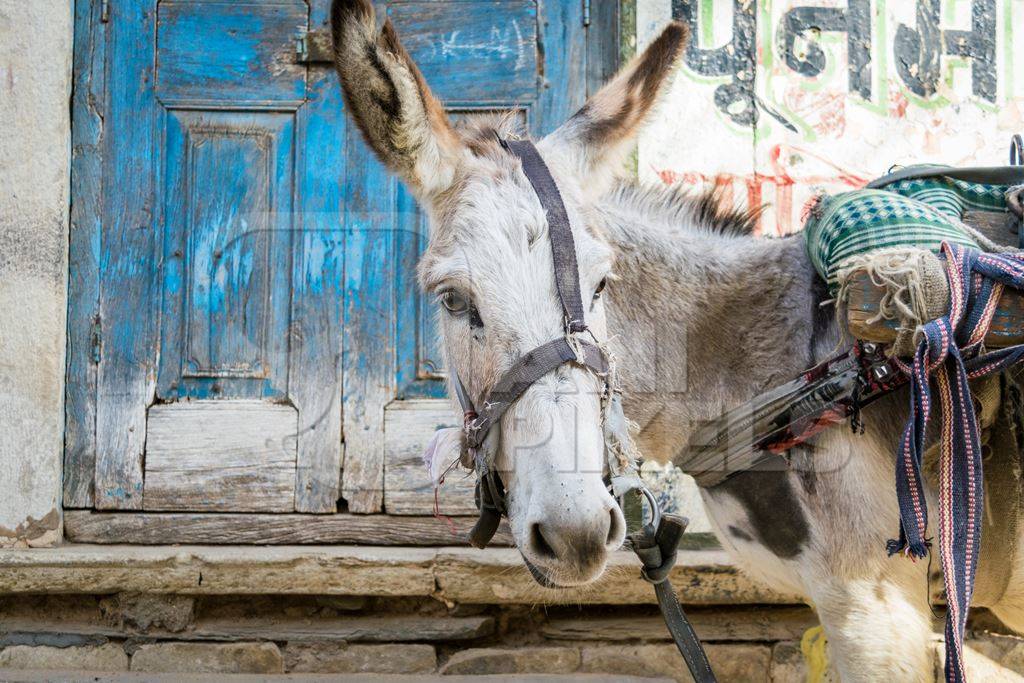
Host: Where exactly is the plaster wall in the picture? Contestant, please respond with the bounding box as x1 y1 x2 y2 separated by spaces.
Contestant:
0 0 74 547
635 0 1024 531
638 0 1024 234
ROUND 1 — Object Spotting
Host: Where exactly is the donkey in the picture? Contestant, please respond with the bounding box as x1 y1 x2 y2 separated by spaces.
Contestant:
330 1 1024 679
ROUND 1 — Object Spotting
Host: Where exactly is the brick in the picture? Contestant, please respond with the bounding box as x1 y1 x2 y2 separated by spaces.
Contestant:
284 643 435 674
580 643 771 683
0 644 127 671
130 642 282 674
440 646 580 675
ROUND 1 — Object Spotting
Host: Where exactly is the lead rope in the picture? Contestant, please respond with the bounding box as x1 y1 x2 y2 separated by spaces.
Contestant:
627 507 717 683
887 242 1024 682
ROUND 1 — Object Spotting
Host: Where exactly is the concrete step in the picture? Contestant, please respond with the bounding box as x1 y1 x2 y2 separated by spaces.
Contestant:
0 544 801 605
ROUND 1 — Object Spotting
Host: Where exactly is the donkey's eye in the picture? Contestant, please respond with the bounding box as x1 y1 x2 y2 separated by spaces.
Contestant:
439 290 471 315
593 278 608 301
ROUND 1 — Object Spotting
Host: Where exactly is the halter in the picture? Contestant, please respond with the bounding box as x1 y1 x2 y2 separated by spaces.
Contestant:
450 138 643 548
448 138 717 683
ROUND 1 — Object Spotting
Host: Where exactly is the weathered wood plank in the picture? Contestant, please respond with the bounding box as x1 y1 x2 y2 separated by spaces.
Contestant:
142 402 297 512
536 0 588 133
542 607 817 642
388 3 538 103
845 269 1024 347
156 1 307 103
94 0 159 510
341 125 395 513
63 511 511 546
384 400 476 516
64 0 107 508
289 63 346 513
585 0 620 98
156 110 296 404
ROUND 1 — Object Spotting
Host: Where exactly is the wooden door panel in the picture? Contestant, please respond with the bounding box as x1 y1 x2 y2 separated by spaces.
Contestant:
68 0 611 523
157 0 307 104
74 0 346 513
158 109 294 401
388 1 538 102
93 0 160 510
143 401 298 511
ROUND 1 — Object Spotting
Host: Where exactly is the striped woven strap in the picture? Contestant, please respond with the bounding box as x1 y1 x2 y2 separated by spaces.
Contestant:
888 242 1024 683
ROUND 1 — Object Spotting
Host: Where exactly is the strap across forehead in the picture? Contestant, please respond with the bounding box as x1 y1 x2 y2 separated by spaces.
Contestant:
501 139 588 333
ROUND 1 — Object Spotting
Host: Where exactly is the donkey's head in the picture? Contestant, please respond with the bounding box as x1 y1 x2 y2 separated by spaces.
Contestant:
332 0 687 585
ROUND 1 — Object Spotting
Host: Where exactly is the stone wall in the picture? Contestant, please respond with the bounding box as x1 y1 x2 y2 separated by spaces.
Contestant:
0 594 1022 681
0 1 73 547
0 593 816 680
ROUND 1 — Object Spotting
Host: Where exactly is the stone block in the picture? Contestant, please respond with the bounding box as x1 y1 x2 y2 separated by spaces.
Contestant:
932 633 1024 681
130 642 282 674
580 643 771 683
284 642 436 674
770 641 837 682
440 646 580 675
100 593 194 633
0 644 127 671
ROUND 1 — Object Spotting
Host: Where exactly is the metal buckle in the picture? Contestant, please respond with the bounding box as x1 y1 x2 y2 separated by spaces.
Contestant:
637 485 662 531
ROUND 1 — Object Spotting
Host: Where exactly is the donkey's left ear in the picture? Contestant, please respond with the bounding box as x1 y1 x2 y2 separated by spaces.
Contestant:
541 22 688 190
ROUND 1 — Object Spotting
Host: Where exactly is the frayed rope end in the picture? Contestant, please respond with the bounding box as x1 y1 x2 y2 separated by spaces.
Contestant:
886 538 931 560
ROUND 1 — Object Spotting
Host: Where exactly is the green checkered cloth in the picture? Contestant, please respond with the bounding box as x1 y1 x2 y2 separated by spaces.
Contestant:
805 167 1020 290
805 188 980 290
887 165 1009 218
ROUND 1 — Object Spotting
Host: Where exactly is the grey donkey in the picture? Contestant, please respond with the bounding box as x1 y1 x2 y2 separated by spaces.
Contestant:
330 1 1024 679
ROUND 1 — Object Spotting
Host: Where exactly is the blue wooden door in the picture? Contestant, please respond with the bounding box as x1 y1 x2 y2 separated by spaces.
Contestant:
66 0 609 517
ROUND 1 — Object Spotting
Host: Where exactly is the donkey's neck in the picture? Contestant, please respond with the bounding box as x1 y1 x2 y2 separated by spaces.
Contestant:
595 185 831 461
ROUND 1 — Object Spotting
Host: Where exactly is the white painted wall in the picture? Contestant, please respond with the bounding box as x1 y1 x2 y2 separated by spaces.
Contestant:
0 1 73 547
635 0 1024 533
638 0 1024 235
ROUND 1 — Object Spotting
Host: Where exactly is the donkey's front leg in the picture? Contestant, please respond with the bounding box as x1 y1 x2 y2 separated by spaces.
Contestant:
805 562 934 681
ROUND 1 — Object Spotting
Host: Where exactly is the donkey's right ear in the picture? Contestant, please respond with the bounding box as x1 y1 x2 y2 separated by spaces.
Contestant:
331 0 464 198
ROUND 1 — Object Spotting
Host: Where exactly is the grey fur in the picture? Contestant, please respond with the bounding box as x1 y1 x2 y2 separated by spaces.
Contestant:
329 7 1024 678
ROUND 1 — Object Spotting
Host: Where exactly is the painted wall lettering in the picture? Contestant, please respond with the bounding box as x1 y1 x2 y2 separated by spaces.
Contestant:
639 0 1024 235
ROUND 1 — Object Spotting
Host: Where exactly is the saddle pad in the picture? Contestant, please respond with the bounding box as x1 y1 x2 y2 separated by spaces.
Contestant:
885 165 1011 218
804 188 980 290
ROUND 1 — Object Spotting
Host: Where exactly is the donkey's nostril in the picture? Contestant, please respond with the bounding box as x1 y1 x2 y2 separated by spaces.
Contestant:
529 523 558 559
607 507 625 547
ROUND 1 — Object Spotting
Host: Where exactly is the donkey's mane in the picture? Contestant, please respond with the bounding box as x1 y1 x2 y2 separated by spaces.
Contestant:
608 182 762 237
455 114 525 161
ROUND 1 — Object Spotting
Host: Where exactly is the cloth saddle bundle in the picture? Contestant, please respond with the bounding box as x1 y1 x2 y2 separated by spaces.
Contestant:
803 159 1024 683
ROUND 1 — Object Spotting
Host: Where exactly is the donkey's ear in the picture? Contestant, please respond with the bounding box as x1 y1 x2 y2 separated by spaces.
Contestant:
542 22 688 187
331 0 464 197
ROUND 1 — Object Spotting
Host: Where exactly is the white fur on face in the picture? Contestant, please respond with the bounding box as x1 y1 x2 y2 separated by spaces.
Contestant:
420 152 624 584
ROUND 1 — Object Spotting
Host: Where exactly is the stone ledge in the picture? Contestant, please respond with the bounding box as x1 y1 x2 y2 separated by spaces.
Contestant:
0 545 801 605
0 673 672 683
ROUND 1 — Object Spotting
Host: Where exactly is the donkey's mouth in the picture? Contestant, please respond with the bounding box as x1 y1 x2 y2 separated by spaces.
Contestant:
521 554 607 588
521 555 562 588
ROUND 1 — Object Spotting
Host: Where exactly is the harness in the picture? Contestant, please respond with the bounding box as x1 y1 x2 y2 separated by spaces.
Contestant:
449 138 1024 683
679 153 1024 683
452 138 717 683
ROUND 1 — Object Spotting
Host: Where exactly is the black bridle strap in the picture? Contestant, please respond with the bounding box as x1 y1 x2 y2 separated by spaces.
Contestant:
464 337 607 449
502 139 588 333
